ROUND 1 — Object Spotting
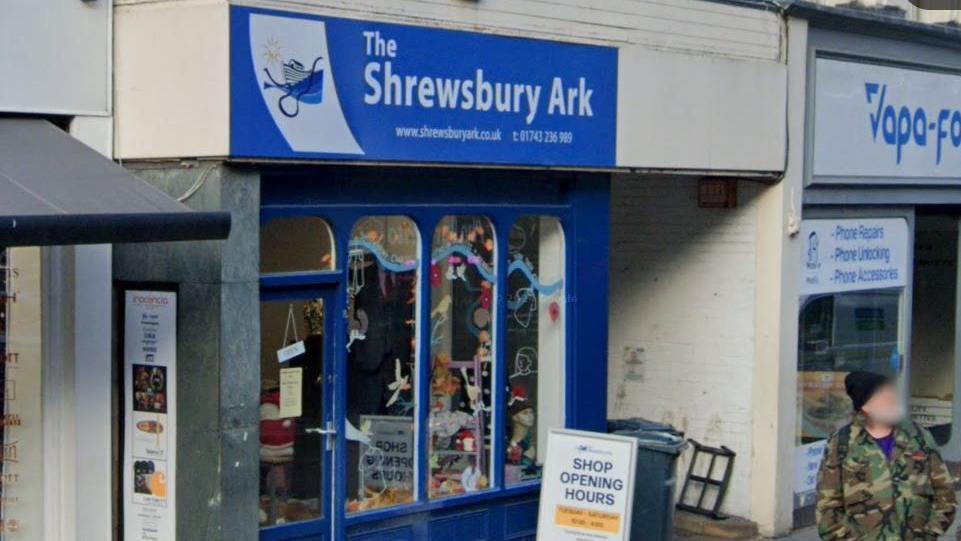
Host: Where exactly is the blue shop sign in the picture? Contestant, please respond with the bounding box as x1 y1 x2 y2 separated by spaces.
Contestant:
230 6 617 167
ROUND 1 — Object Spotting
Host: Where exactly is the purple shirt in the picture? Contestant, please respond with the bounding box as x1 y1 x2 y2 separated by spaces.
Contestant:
874 431 896 462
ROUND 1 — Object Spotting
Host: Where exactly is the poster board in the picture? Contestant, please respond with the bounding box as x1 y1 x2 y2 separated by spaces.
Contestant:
123 290 177 541
537 429 637 541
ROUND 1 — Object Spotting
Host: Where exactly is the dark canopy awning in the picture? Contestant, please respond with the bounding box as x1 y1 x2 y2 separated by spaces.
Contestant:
0 118 230 246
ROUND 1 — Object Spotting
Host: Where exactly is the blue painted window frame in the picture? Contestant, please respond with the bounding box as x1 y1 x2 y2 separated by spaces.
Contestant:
257 171 610 541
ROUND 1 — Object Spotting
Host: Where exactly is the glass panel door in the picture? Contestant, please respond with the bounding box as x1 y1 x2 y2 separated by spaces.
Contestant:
260 292 335 541
910 215 958 446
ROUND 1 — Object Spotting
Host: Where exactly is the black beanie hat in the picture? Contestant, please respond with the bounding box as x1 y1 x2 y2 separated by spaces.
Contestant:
845 371 891 412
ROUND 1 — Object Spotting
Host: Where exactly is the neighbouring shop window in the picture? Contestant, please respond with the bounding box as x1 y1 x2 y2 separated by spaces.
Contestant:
429 216 495 499
261 217 335 274
1 248 43 538
910 215 957 446
259 298 326 527
504 217 565 486
797 289 902 445
345 216 419 513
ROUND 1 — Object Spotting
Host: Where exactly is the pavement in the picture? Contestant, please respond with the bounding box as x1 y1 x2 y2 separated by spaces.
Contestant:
674 491 961 540
676 523 957 540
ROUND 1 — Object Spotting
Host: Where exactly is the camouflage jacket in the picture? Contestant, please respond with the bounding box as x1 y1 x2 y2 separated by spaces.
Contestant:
816 415 957 540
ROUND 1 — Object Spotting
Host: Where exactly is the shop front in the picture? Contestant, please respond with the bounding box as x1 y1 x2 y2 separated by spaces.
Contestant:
116 5 615 540
245 9 617 540
256 167 607 541
790 11 961 526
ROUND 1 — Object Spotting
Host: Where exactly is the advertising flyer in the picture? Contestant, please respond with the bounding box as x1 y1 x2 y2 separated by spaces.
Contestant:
124 290 177 541
537 429 637 541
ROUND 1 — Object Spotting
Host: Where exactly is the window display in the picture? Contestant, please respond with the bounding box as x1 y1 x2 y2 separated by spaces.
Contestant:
259 299 326 527
345 216 419 513
261 217 335 274
797 289 902 444
504 216 565 486
0 248 42 538
257 208 572 522
429 216 495 498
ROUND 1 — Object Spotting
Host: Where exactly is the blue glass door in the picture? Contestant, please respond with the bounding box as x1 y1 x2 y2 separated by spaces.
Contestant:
260 289 337 541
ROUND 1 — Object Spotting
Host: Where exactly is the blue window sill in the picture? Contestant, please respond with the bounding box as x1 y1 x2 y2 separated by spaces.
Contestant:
345 482 541 527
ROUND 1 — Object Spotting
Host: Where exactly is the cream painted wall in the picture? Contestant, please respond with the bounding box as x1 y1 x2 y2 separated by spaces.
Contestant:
118 0 782 60
749 16 807 538
616 47 786 172
114 0 231 159
608 175 762 520
1 0 110 115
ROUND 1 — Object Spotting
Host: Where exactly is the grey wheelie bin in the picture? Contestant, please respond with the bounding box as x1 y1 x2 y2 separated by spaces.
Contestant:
608 418 687 541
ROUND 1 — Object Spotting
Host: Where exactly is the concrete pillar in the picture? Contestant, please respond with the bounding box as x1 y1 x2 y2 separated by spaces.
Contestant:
749 16 807 537
114 162 260 541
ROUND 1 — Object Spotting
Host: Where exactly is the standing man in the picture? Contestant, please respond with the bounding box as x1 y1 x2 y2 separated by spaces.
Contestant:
817 371 957 540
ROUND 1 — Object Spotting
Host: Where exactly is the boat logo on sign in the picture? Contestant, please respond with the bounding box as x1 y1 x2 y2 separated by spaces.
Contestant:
262 53 325 117
249 14 364 154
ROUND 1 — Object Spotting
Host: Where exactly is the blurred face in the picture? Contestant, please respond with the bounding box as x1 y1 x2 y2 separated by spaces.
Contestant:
862 383 905 427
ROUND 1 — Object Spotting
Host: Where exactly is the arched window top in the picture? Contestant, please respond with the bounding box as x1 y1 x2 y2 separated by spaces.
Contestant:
261 216 335 274
430 216 496 283
349 216 420 274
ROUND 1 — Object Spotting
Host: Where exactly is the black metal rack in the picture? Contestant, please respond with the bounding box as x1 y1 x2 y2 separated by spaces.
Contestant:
676 439 736 519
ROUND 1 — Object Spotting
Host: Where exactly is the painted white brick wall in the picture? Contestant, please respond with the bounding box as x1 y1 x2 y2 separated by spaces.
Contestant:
608 174 761 519
117 0 782 61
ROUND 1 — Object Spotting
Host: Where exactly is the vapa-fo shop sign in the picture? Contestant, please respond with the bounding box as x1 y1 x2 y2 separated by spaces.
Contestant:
230 6 617 167
537 430 637 541
813 58 961 182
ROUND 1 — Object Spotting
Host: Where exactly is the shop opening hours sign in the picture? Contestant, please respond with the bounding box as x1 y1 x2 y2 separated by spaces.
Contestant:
537 429 637 541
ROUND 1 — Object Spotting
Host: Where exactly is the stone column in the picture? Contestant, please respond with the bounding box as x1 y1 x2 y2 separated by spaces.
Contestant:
114 162 261 541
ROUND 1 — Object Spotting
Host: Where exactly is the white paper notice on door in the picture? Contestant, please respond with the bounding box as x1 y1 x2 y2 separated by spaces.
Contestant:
123 290 177 541
279 367 303 418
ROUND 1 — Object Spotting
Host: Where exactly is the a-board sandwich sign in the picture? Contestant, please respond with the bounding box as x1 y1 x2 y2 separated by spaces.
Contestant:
537 429 638 541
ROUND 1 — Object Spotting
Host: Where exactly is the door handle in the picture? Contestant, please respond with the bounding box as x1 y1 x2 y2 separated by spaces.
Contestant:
306 421 337 451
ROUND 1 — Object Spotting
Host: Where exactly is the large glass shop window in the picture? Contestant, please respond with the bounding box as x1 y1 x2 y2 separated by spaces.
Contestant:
259 299 326 527
504 217 565 486
797 289 902 445
261 217 336 274
346 216 419 513
429 216 495 499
